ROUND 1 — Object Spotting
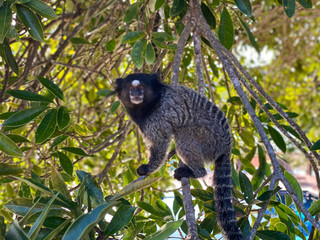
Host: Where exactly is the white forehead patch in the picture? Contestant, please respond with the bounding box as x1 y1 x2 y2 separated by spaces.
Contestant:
131 80 140 87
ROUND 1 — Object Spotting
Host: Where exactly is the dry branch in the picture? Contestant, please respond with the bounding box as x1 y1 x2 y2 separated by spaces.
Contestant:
169 0 320 238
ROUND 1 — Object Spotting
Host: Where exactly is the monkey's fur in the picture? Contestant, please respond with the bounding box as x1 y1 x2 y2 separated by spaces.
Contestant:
114 73 244 240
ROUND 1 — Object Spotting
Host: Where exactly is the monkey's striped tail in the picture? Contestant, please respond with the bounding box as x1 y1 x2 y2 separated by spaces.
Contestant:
214 154 244 240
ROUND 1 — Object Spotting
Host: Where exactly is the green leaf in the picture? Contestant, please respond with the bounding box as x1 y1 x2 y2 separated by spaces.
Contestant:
0 163 23 175
143 220 183 240
76 170 104 206
238 16 260 53
62 202 117 240
12 176 52 196
137 201 167 217
27 193 59 240
110 177 161 201
201 2 216 29
268 126 286 153
234 0 252 16
96 89 114 97
256 230 290 240
242 147 256 165
105 39 115 52
280 124 301 140
232 165 240 189
228 96 242 105
57 152 73 176
257 186 281 201
170 0 185 17
61 147 89 156
37 77 64 101
155 0 166 11
131 38 147 69
311 139 320 150
51 166 71 199
273 112 298 120
145 42 155 65
274 204 296 233
104 205 136 236
297 0 312 8
0 133 23 157
239 171 253 203
0 1 12 43
123 2 139 23
308 199 320 216
218 7 234 50
121 31 145 44
191 189 213 201
110 100 120 114
16 4 44 42
200 212 216 233
50 135 68 149
57 106 70 130
156 200 172 216
152 39 177 50
24 0 57 19
173 190 183 216
69 37 90 45
6 89 53 102
0 111 16 120
43 219 71 240
251 145 266 190
5 220 30 240
208 56 219 77
0 38 19 74
3 107 48 127
4 198 35 216
284 171 303 201
283 0 295 18
35 109 57 144
190 178 203 189
239 130 255 147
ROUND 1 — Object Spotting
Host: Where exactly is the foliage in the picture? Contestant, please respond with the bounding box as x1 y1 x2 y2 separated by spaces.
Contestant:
0 0 320 239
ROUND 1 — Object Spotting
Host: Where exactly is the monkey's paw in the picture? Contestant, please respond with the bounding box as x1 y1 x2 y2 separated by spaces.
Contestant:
174 166 194 181
137 164 151 176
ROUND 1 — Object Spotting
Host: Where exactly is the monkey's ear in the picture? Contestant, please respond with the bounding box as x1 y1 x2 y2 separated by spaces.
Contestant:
115 78 123 86
149 74 159 83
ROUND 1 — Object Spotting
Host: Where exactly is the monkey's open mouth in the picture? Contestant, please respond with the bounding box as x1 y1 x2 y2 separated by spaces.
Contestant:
130 96 143 104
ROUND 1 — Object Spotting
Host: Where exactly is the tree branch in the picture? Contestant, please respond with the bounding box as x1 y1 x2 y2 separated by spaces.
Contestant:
181 177 199 240
171 20 194 85
193 32 205 96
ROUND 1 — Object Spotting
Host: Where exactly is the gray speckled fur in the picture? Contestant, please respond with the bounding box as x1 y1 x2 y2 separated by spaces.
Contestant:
116 74 244 240
140 85 231 172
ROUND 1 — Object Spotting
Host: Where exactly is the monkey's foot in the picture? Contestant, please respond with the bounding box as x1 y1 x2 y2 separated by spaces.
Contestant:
137 164 151 176
174 166 195 180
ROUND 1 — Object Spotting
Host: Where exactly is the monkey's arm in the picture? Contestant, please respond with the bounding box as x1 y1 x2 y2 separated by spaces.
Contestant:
137 134 171 176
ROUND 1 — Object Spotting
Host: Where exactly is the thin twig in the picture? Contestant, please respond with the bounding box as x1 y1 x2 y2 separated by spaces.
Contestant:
193 32 205 96
98 122 132 184
171 21 194 85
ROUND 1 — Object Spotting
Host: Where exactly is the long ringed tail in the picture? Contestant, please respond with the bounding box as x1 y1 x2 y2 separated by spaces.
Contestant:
214 154 244 240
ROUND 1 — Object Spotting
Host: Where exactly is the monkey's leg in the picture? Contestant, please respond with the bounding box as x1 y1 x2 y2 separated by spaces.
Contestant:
174 144 206 180
137 137 171 176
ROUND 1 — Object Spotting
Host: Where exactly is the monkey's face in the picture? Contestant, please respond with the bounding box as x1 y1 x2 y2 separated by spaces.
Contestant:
115 73 162 108
129 80 145 105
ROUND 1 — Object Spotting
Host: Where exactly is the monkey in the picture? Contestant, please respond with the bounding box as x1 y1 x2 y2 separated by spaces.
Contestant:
114 73 244 240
